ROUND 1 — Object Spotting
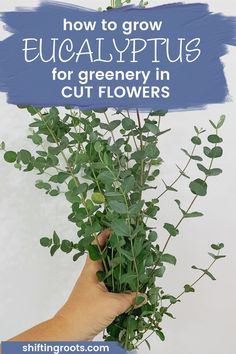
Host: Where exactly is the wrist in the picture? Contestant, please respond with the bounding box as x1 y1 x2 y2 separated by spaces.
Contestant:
54 306 94 341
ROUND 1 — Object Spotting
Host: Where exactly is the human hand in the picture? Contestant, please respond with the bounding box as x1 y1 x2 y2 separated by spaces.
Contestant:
55 229 146 341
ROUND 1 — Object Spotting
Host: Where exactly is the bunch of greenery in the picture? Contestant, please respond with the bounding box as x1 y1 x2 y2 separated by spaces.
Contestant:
1 104 226 350
0 1 227 350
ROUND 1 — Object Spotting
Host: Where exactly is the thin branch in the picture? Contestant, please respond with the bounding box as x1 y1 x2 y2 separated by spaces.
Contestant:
137 251 220 348
127 110 138 150
157 143 198 200
36 109 108 273
136 109 144 150
104 112 116 144
136 109 145 187
162 133 218 254
167 257 218 312
142 128 219 290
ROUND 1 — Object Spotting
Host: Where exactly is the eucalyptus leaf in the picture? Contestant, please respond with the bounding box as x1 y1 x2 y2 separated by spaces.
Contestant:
111 219 130 236
109 200 127 214
161 254 177 265
4 151 17 163
189 179 207 196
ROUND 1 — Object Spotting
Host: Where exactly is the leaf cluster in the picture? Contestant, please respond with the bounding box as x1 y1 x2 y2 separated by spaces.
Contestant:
1 105 226 349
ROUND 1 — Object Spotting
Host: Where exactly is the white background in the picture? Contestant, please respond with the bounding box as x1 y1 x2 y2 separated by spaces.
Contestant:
0 1 235 353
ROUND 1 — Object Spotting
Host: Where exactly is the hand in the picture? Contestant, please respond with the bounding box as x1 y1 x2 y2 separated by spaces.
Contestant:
55 229 146 340
9 229 146 342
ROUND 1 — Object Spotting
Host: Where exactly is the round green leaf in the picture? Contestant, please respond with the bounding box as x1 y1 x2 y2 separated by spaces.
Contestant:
208 134 223 144
40 237 52 247
32 134 43 145
191 136 201 145
124 144 132 153
61 240 73 253
94 141 104 153
87 244 101 261
122 118 136 130
18 149 32 164
189 178 208 196
145 143 160 159
148 231 158 242
204 146 223 158
4 151 17 163
131 150 146 162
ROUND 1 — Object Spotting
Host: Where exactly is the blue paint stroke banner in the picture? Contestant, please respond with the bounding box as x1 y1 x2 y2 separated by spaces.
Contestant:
1 341 130 354
0 2 235 110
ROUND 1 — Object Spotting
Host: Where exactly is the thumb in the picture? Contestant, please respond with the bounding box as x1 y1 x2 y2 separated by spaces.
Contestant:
112 292 148 315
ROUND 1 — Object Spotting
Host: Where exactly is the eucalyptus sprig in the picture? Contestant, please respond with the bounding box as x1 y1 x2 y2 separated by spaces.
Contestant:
1 104 226 350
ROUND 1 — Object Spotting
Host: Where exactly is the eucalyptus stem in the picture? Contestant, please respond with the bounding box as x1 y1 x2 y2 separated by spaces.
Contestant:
137 251 221 348
98 151 140 291
167 255 219 311
37 109 108 273
158 143 198 199
162 129 219 255
142 126 221 294
136 109 144 150
127 110 138 150
136 109 145 187
104 112 116 143
72 112 103 194
162 194 198 254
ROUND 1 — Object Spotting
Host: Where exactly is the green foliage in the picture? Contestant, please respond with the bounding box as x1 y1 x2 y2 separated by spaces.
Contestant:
1 105 226 350
1 4 225 346
189 178 208 196
4 4 231 352
40 237 52 247
184 284 195 293
164 223 179 237
4 151 17 163
87 244 102 260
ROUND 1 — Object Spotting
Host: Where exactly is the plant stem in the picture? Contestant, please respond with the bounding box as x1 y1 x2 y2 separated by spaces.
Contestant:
136 109 145 187
162 129 218 255
158 143 198 199
104 112 116 144
127 110 138 150
166 256 218 312
98 152 140 291
125 316 130 349
136 109 144 150
111 248 115 292
162 194 198 254
143 129 219 290
72 113 103 194
36 109 108 273
137 251 220 348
